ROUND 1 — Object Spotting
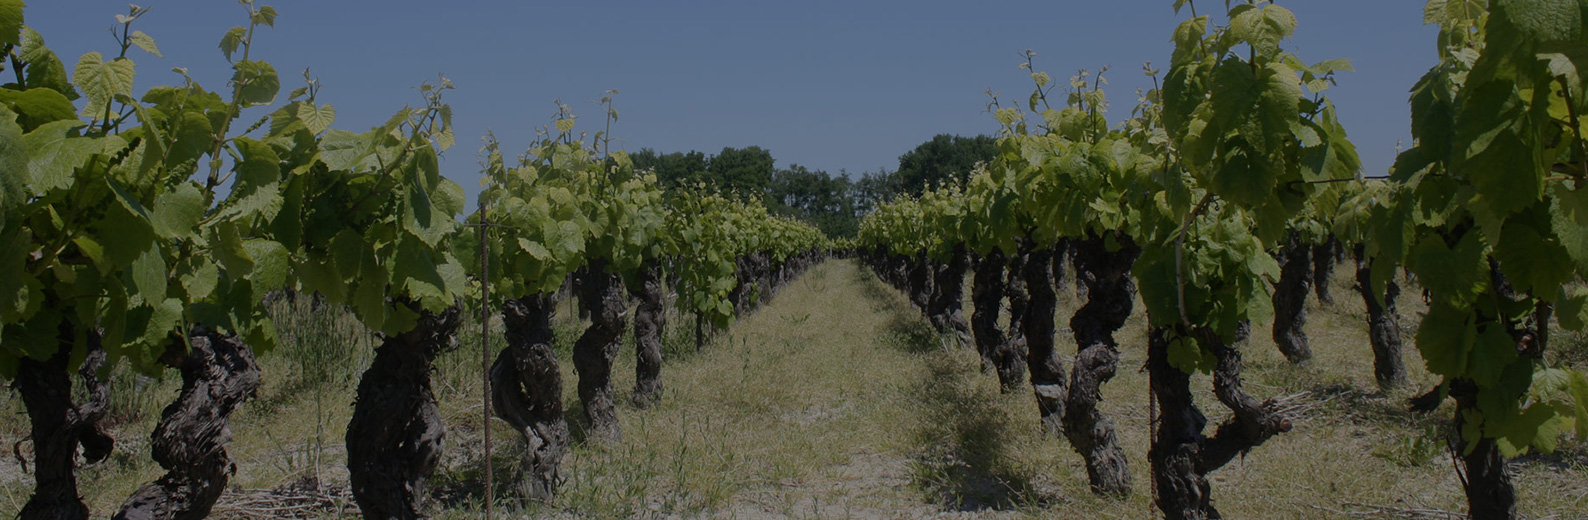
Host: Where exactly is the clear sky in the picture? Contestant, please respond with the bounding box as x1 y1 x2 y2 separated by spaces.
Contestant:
24 1 1437 206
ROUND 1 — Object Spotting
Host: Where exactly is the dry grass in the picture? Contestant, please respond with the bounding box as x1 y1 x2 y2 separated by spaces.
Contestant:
0 259 1584 519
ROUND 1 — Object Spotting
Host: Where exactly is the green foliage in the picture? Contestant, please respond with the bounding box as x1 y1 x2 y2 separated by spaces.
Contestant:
1375 0 1588 457
668 188 824 328
0 0 22 47
860 61 1155 264
0 0 468 389
1133 0 1358 366
463 100 665 301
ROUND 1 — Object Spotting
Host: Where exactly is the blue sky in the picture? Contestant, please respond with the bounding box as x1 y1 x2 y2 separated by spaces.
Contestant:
24 1 1436 205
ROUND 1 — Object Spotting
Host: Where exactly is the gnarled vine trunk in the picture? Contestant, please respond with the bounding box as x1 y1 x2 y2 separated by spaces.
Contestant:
1271 231 1313 363
16 323 111 520
972 249 1024 392
1023 243 1065 435
344 304 460 520
1353 244 1406 390
630 259 666 408
1146 326 1292 520
573 259 627 442
1052 238 1072 295
1063 234 1138 497
907 253 934 316
928 244 973 350
1455 399 1516 520
1312 236 1339 305
491 294 569 502
1006 249 1030 390
117 327 261 520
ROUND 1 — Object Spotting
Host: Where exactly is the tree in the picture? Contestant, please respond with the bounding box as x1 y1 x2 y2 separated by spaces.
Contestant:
851 168 903 217
631 148 707 189
768 164 858 238
706 146 775 197
895 134 997 194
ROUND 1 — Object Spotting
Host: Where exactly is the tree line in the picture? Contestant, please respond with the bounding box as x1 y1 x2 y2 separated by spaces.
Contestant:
630 133 997 239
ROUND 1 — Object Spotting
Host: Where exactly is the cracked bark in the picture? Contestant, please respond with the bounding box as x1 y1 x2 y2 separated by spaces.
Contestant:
16 322 111 520
1023 243 1065 435
1272 231 1313 363
1006 249 1030 392
1147 326 1292 520
117 327 261 520
1063 234 1138 497
1353 244 1406 390
972 249 1025 392
492 294 569 502
573 259 627 442
928 244 973 350
1312 237 1339 305
630 260 666 408
344 303 460 520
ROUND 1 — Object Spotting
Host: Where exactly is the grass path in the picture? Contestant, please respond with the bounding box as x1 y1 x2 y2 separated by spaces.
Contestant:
509 258 1585 519
533 258 1017 518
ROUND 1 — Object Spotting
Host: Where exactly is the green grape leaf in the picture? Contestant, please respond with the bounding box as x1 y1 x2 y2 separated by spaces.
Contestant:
1551 184 1588 274
72 52 136 119
219 27 246 62
23 121 118 192
242 239 288 293
97 190 156 268
150 182 204 239
231 60 280 107
294 257 344 302
71 236 107 275
0 88 78 132
253 6 278 27
1492 218 1575 294
214 222 255 279
180 259 219 302
128 30 161 57
0 0 21 46
1559 287 1588 331
296 102 334 135
1408 231 1490 310
1455 81 1541 217
17 28 79 99
518 238 552 261
0 108 27 230
139 297 182 345
1210 145 1277 207
1230 4 1296 57
401 183 448 247
1492 404 1563 457
1496 0 1581 44
352 270 388 330
1417 302 1478 377
392 238 447 306
1167 334 1215 374
330 229 367 278
1426 0 1485 25
130 247 167 302
216 138 282 221
1470 325 1520 388
1569 370 1588 441
0 232 41 323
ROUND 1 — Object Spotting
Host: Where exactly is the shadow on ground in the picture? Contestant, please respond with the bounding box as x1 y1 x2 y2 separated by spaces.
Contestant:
852 262 1059 512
